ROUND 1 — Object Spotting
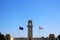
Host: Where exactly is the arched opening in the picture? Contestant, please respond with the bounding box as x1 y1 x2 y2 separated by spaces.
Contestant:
29 38 31 40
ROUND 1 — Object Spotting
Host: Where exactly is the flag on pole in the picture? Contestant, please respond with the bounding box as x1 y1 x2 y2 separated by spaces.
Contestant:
39 26 43 30
19 26 23 30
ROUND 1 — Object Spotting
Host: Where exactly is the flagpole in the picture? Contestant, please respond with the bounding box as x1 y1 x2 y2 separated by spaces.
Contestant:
39 29 40 38
39 26 43 38
19 26 23 38
39 26 40 38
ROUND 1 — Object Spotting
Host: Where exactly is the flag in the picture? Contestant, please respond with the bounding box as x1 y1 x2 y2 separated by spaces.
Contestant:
19 26 23 30
39 26 43 30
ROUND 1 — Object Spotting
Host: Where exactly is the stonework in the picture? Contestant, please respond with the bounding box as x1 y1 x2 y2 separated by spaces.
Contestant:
49 34 56 40
0 20 59 40
5 34 11 40
12 20 56 40
28 20 33 40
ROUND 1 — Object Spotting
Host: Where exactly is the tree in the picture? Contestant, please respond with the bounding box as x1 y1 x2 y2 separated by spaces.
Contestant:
0 33 5 40
58 35 60 40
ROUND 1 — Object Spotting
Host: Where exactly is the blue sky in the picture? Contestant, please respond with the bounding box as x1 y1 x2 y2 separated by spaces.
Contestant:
0 0 60 37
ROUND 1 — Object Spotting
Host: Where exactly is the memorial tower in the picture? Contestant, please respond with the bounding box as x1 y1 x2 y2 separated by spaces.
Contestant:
27 20 33 40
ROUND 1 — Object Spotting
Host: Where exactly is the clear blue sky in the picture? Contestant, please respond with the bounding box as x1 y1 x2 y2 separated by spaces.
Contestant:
0 0 60 38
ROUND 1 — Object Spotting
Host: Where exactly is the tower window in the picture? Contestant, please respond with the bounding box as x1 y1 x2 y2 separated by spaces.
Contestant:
29 23 31 25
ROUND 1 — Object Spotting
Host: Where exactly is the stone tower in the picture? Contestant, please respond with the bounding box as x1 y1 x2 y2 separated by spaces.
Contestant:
6 34 11 40
49 34 56 40
27 20 33 40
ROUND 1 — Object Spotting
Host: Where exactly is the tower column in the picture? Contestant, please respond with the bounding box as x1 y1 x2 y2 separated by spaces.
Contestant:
27 20 33 40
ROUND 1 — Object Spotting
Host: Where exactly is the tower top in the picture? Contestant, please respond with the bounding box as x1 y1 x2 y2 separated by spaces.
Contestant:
28 20 32 23
28 20 32 25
